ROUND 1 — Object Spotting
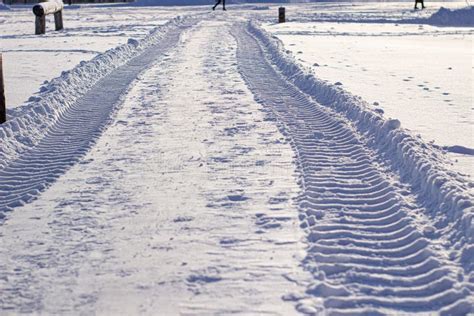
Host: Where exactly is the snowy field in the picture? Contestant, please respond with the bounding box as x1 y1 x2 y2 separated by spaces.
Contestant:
0 5 198 108
1 2 472 178
261 3 473 178
0 1 473 315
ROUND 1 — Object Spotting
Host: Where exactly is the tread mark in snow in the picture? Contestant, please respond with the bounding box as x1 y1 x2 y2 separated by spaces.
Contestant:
0 20 197 219
233 23 472 315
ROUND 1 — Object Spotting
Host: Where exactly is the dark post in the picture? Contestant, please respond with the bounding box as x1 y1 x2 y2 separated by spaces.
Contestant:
54 10 63 30
35 15 46 35
0 54 6 124
278 7 285 23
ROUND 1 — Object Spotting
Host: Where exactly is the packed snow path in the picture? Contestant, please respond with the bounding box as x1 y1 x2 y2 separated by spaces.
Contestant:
0 19 308 315
0 16 472 315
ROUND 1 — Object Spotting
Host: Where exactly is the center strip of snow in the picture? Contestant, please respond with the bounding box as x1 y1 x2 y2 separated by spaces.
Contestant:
0 19 308 314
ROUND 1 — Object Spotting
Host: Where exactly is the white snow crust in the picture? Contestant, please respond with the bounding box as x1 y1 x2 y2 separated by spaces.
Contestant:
0 15 194 171
263 20 473 177
426 6 474 27
0 3 473 315
247 20 473 264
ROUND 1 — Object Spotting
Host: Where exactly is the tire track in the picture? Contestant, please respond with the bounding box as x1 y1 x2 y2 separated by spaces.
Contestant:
234 23 472 315
0 19 196 219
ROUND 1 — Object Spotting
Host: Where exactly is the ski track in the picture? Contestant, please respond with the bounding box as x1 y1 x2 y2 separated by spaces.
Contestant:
0 19 308 315
233 23 473 315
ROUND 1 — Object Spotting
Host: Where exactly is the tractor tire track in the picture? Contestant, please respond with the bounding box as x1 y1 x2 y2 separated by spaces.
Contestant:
234 23 472 315
0 19 197 219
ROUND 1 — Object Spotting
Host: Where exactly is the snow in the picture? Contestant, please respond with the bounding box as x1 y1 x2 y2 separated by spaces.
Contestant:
0 18 310 314
262 11 473 178
427 6 474 27
0 5 194 108
0 15 198 173
0 2 473 315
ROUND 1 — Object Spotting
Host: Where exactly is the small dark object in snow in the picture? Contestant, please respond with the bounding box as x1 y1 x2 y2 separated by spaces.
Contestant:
227 194 248 202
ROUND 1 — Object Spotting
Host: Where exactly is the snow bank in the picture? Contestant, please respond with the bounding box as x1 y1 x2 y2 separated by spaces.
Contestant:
300 5 474 27
0 15 192 171
247 21 473 266
0 3 11 10
426 6 474 27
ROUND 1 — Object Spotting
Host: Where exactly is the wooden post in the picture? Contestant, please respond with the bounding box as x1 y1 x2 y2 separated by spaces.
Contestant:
54 10 63 31
35 15 46 35
278 7 285 23
33 1 64 34
0 54 6 124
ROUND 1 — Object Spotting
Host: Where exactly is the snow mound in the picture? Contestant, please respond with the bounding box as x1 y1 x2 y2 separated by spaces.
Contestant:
426 6 474 27
247 21 474 265
0 3 11 10
0 15 192 171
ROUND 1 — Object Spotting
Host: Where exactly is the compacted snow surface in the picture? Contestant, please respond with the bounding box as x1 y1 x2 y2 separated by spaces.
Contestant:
0 2 473 315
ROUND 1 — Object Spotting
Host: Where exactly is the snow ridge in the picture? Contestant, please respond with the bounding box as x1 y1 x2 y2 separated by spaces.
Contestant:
426 6 474 27
246 21 473 270
302 6 474 27
0 14 194 172
235 21 473 314
0 15 199 217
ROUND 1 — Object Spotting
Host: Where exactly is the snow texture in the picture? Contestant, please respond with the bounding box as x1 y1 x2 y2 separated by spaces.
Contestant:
0 18 309 314
237 20 474 314
297 3 474 27
0 15 195 173
0 5 473 315
426 6 474 27
246 20 473 266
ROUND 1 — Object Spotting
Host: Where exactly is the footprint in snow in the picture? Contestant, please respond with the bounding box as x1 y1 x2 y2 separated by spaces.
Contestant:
227 194 249 202
173 216 194 223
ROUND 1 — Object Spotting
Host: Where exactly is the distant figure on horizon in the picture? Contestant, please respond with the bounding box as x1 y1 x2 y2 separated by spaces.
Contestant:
212 0 226 11
414 0 425 10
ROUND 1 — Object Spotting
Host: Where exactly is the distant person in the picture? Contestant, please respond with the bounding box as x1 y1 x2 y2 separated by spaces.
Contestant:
212 0 226 11
414 0 425 10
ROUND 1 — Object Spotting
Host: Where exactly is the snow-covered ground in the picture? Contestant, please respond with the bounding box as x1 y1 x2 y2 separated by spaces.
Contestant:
263 20 473 177
0 2 473 315
0 5 199 108
0 20 310 313
1 2 472 178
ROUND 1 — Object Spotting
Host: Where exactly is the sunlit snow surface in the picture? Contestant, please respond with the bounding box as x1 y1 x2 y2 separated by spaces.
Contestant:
0 3 473 314
1 2 472 177
0 5 196 107
258 2 473 178
264 21 473 177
